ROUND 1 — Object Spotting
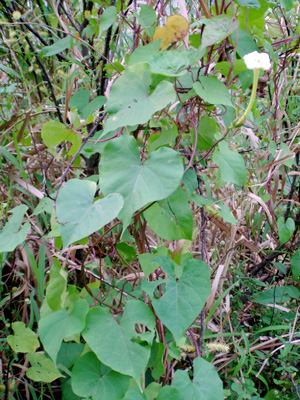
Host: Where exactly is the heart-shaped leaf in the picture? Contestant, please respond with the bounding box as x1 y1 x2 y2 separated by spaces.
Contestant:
0 205 30 252
56 179 124 249
277 217 295 245
100 135 183 228
146 256 210 339
103 63 176 135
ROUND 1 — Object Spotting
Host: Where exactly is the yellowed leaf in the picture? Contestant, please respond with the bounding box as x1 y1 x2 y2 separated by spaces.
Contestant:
166 15 189 41
153 14 189 48
153 26 173 48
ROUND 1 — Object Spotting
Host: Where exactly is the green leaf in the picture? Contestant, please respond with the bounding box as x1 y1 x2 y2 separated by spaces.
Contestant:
33 197 54 216
72 352 130 400
56 179 124 249
43 35 73 56
26 353 64 382
39 299 89 363
45 258 68 311
124 387 147 400
99 6 117 37
7 322 39 353
0 205 30 252
196 115 219 150
148 121 178 152
69 90 106 119
82 300 155 388
148 256 210 339
252 286 299 305
41 120 82 159
144 186 193 240
100 135 183 228
231 29 260 58
193 77 233 107
218 203 238 225
103 63 176 135
129 41 161 66
237 0 261 7
148 50 189 76
148 340 165 380
213 141 247 186
291 250 300 281
156 386 183 400
277 217 295 245
173 357 223 400
0 63 21 79
137 5 157 38
201 15 239 49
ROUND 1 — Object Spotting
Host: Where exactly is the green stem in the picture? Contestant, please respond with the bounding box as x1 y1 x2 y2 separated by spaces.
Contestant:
230 68 259 129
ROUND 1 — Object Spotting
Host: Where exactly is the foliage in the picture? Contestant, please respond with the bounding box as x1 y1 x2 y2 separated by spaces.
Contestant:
0 0 300 399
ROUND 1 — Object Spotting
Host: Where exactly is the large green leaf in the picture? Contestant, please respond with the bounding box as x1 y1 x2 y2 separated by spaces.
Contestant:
100 135 183 228
41 120 82 159
147 50 189 76
56 179 124 249
7 322 39 353
193 77 233 107
103 63 176 135
146 256 210 340
201 15 239 49
26 353 64 383
144 186 193 240
173 357 223 400
39 299 89 363
213 141 247 186
0 205 30 252
72 352 130 400
82 300 155 388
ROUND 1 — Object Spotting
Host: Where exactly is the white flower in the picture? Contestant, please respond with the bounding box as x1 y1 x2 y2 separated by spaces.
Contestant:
243 51 271 71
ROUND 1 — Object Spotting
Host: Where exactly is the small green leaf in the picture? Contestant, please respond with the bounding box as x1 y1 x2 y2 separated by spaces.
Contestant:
41 120 82 159
26 353 64 382
156 386 183 400
56 179 124 249
291 250 300 281
43 35 73 56
137 5 156 38
237 0 261 7
201 15 239 49
252 286 299 305
39 299 89 363
69 90 106 119
277 217 295 245
173 357 223 400
99 6 117 37
72 352 130 400
196 115 219 151
100 135 183 229
193 77 233 107
7 322 39 353
0 63 21 79
213 142 247 186
45 258 68 311
144 186 193 240
0 205 30 252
